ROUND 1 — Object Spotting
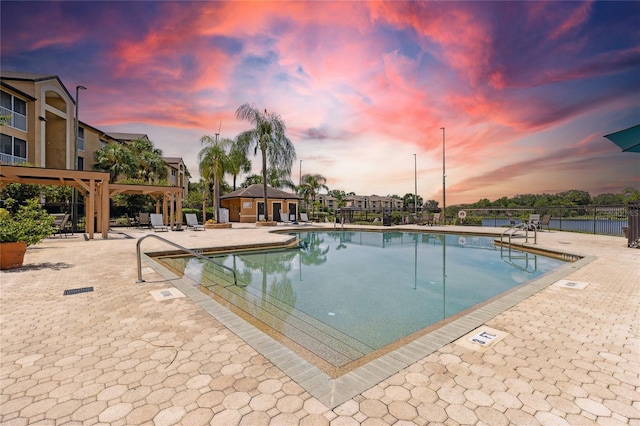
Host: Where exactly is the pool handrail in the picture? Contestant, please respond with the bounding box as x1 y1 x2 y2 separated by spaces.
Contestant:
136 234 237 286
500 222 537 247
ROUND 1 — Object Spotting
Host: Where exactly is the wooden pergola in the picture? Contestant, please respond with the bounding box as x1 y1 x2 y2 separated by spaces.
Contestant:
0 165 182 239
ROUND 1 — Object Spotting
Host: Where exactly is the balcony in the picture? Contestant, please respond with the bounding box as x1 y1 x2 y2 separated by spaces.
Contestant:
1 153 28 165
0 107 27 132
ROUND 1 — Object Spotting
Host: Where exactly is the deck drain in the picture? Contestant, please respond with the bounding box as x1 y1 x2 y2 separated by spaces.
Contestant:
150 288 186 301
63 287 94 296
554 279 589 290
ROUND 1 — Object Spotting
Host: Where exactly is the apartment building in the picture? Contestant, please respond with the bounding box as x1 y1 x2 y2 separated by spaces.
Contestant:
316 193 403 213
0 71 188 199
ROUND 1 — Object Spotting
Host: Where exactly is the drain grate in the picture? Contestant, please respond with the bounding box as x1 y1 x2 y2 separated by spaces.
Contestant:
63 287 94 296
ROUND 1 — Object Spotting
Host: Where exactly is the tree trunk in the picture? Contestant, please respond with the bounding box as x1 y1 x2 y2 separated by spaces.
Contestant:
214 179 220 222
261 148 269 221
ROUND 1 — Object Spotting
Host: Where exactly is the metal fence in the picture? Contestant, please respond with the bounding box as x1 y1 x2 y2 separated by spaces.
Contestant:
461 205 630 236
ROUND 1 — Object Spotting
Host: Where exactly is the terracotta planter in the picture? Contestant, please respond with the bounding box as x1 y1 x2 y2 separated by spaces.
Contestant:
255 221 277 227
0 241 27 270
204 223 232 229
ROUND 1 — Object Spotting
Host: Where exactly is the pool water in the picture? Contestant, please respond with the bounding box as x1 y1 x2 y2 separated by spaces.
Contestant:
160 231 566 370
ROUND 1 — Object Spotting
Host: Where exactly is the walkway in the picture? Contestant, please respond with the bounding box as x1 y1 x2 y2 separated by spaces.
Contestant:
1 224 638 425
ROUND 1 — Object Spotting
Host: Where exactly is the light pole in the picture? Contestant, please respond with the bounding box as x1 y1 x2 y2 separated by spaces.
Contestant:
72 85 86 231
299 159 303 217
441 127 446 223
413 153 417 216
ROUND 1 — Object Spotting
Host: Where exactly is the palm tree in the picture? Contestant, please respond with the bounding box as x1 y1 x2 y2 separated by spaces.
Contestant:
128 138 167 183
198 135 232 223
240 168 296 190
227 140 252 190
300 173 328 218
236 103 296 221
93 143 135 182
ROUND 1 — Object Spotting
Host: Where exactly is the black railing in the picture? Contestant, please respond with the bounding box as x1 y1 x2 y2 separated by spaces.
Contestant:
460 205 630 236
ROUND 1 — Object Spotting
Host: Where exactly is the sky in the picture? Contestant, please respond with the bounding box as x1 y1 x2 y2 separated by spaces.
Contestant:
1 0 639 205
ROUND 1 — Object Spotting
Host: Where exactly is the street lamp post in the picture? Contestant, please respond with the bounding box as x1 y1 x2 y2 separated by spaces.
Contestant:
413 153 417 216
441 127 446 223
72 85 86 231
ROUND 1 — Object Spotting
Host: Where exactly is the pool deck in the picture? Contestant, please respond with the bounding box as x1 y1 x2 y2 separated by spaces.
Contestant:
1 223 638 425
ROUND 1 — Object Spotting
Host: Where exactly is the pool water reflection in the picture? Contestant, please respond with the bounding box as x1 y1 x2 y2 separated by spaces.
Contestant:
160 231 566 369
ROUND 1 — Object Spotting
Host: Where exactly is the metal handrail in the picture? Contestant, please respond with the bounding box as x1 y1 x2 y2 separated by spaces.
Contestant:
136 234 237 285
500 222 537 247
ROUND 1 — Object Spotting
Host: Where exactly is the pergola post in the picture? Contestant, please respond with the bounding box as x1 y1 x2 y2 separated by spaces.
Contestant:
87 179 95 239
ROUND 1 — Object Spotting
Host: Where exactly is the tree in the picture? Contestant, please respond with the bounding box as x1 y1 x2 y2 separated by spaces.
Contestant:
328 189 347 209
128 138 167 182
93 138 166 183
198 135 232 222
402 193 423 211
93 143 134 182
299 173 328 217
236 103 296 221
227 141 252 190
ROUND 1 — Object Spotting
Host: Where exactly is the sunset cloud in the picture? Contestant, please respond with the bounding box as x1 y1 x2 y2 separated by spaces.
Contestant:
1 0 638 204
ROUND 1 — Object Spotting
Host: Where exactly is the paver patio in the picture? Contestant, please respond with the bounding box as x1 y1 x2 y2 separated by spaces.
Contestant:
1 223 638 425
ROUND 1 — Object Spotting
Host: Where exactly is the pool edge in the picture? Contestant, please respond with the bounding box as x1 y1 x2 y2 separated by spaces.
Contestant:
139 239 596 409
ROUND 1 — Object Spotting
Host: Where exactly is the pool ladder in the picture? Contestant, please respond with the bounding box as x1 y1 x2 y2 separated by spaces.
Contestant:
135 234 238 286
500 222 537 249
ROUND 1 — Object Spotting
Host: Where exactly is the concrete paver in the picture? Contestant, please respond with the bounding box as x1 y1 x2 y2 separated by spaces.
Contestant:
1 223 638 424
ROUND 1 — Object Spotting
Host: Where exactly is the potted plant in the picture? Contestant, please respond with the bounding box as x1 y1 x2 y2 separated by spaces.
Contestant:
0 198 55 269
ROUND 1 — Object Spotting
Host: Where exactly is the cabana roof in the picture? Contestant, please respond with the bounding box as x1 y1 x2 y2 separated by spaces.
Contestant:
220 184 301 200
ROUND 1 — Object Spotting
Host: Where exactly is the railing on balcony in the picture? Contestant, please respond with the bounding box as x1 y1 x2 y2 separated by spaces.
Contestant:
0 107 27 132
0 152 28 165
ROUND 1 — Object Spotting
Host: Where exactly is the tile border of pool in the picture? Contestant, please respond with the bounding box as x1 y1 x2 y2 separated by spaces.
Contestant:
140 240 595 409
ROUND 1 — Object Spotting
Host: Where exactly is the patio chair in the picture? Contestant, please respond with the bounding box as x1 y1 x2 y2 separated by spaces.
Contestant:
539 214 551 231
138 213 150 229
185 213 205 231
52 213 70 238
527 214 541 231
300 213 310 223
150 214 169 232
429 212 441 226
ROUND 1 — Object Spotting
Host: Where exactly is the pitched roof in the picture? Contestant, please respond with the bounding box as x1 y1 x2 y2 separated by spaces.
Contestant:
220 184 300 200
106 132 149 142
0 71 73 102
0 71 58 82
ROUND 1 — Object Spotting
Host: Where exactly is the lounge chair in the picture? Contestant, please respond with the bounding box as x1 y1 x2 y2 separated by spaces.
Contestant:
138 213 150 229
429 213 441 226
52 213 70 238
150 214 169 232
300 213 310 223
185 213 205 231
539 214 551 231
527 214 540 231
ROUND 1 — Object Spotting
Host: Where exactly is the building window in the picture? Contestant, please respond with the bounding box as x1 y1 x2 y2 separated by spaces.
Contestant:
77 156 84 171
77 127 85 151
0 91 27 132
1 133 27 165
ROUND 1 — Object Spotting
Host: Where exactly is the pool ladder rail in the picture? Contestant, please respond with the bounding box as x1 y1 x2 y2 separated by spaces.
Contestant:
500 222 537 248
135 234 238 286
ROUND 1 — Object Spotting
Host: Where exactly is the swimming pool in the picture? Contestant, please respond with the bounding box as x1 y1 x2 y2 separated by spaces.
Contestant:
158 230 567 374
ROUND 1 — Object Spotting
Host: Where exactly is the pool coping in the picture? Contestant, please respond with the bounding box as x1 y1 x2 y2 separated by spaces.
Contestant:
140 231 595 409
